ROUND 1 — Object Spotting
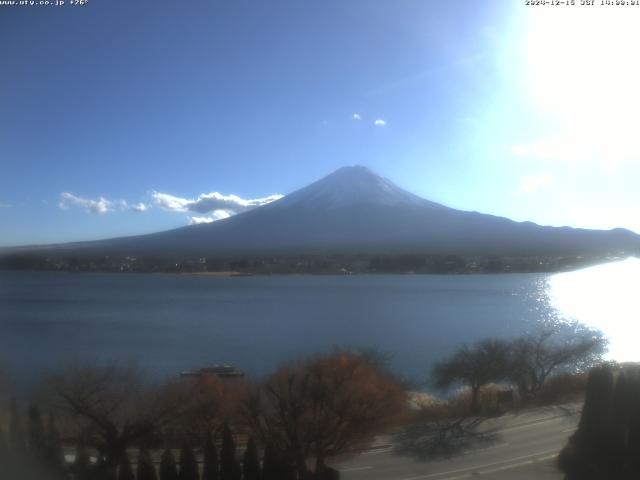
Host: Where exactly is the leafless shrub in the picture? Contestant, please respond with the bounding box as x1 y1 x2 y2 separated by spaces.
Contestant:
50 361 188 477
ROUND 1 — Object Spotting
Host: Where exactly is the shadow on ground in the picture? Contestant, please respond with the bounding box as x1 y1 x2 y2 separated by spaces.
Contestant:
392 417 501 461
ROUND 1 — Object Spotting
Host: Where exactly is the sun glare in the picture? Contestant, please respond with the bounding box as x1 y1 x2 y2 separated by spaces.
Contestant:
526 7 640 164
548 257 640 362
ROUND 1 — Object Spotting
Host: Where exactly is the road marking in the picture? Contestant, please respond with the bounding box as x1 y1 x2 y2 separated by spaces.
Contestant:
472 453 557 477
491 416 565 433
474 442 509 451
398 447 560 480
340 466 373 472
361 447 393 455
438 454 558 479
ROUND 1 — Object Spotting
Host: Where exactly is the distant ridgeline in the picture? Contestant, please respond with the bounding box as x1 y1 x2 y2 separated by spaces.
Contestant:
2 167 639 271
0 252 623 274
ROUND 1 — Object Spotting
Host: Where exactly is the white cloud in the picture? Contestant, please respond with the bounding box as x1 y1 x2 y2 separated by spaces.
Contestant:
58 192 112 214
56 188 281 222
63 197 150 214
374 119 387 126
352 113 362 120
188 210 232 225
152 191 283 215
130 202 150 212
189 216 214 225
150 192 190 212
515 173 554 195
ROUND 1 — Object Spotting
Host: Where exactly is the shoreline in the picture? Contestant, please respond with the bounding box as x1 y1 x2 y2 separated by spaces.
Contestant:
180 271 253 277
0 255 633 277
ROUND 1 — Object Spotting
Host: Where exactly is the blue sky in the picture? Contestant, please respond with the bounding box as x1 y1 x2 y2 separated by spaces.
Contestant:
2 0 639 246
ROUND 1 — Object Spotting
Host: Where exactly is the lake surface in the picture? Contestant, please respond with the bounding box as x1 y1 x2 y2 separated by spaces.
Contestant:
1 259 638 388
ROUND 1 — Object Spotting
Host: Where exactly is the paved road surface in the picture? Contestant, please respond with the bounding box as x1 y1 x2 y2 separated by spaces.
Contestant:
332 404 580 480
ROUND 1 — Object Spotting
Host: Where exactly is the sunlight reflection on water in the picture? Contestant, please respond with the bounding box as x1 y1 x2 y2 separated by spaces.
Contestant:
548 257 640 362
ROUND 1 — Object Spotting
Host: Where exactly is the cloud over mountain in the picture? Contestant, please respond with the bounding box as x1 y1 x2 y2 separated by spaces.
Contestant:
151 190 283 216
188 211 231 225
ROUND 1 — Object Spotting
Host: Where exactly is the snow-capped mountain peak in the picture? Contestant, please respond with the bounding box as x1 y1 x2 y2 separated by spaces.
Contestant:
274 165 434 210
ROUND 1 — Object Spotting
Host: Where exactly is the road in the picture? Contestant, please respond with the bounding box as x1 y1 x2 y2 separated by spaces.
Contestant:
332 404 580 480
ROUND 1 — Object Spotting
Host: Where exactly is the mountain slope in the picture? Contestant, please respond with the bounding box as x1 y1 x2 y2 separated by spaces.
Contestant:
8 166 640 258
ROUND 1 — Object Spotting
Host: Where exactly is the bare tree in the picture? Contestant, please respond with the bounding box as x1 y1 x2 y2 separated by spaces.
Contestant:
51 362 187 478
506 322 607 400
431 339 510 414
241 350 407 478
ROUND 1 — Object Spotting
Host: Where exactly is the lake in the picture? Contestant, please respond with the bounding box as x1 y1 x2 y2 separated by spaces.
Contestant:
1 258 638 389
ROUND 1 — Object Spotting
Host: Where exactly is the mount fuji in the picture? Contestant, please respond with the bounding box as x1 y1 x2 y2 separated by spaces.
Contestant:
7 166 640 259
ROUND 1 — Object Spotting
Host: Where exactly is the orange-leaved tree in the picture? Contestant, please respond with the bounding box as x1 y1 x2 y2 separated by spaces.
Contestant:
241 350 407 479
